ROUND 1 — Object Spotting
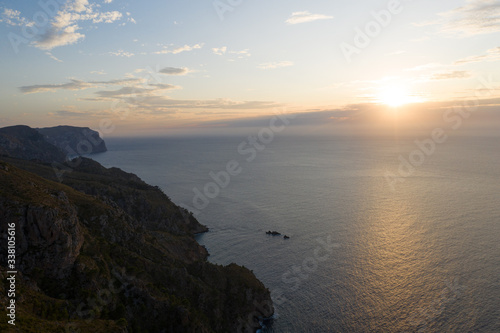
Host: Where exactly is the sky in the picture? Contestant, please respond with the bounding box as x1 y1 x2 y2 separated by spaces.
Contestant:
0 0 499 136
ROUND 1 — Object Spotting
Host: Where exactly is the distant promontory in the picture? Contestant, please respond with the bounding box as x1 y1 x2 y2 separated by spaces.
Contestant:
37 125 108 155
0 125 107 163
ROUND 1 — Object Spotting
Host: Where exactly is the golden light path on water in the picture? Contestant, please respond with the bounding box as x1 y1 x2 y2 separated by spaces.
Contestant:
331 155 468 332
92 136 500 332
342 177 415 330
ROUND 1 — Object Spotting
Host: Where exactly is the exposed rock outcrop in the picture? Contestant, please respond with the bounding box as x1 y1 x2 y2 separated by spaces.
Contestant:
0 125 67 163
0 154 273 332
37 125 107 156
0 124 108 165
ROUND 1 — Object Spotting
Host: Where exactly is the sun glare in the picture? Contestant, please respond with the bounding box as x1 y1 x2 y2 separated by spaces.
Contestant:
378 86 417 107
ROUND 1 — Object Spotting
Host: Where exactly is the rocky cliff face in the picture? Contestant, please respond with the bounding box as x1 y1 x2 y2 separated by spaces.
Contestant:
0 125 67 163
0 143 273 332
0 181 84 281
37 125 107 156
0 125 108 164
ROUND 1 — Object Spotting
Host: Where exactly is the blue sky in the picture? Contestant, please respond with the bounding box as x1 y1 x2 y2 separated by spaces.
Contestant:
1 0 499 135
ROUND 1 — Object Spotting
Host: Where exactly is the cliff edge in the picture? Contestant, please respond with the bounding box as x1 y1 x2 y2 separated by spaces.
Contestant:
37 125 108 156
0 125 273 333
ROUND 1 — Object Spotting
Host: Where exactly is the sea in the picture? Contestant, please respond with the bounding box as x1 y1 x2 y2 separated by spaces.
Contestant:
91 133 500 332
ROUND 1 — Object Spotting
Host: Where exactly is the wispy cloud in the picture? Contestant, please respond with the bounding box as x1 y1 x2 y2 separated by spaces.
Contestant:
19 77 142 94
418 0 500 37
48 110 89 117
45 52 63 62
429 70 472 80
82 95 281 117
125 12 136 24
35 26 86 50
453 47 500 65
257 61 294 70
0 8 34 27
405 63 444 72
229 49 251 58
386 50 406 56
159 67 190 75
212 46 227 55
286 11 333 25
94 84 179 98
20 68 281 119
406 47 500 74
212 47 250 60
0 1 124 51
108 49 134 57
36 0 123 50
118 96 280 110
153 43 204 55
93 78 143 85
20 79 92 94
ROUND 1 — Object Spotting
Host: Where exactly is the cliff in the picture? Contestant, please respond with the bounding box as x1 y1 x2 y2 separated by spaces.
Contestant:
0 125 67 163
0 126 273 333
0 125 107 164
37 125 107 156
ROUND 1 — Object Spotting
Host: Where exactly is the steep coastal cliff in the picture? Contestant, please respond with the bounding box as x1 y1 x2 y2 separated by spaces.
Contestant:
0 125 273 332
37 125 107 156
0 125 67 163
0 125 106 163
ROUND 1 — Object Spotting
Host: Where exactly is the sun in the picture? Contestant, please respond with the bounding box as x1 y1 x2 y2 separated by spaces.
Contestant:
378 86 416 107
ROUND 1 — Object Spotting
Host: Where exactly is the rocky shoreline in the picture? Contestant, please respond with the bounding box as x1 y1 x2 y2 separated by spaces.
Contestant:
0 125 273 332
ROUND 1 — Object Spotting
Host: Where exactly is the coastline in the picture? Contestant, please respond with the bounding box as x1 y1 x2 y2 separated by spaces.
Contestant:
0 125 274 332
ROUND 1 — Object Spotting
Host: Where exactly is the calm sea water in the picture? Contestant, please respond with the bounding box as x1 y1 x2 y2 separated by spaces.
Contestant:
92 134 500 332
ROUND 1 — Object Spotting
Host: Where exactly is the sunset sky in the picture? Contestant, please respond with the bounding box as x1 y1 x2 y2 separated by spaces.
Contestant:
1 0 499 136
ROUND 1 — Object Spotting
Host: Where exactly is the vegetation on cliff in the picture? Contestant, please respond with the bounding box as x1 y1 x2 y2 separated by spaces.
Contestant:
0 125 273 333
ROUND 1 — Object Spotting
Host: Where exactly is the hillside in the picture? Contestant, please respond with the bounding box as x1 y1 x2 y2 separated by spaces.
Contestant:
0 126 273 332
0 125 107 164
0 125 67 163
37 125 107 156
